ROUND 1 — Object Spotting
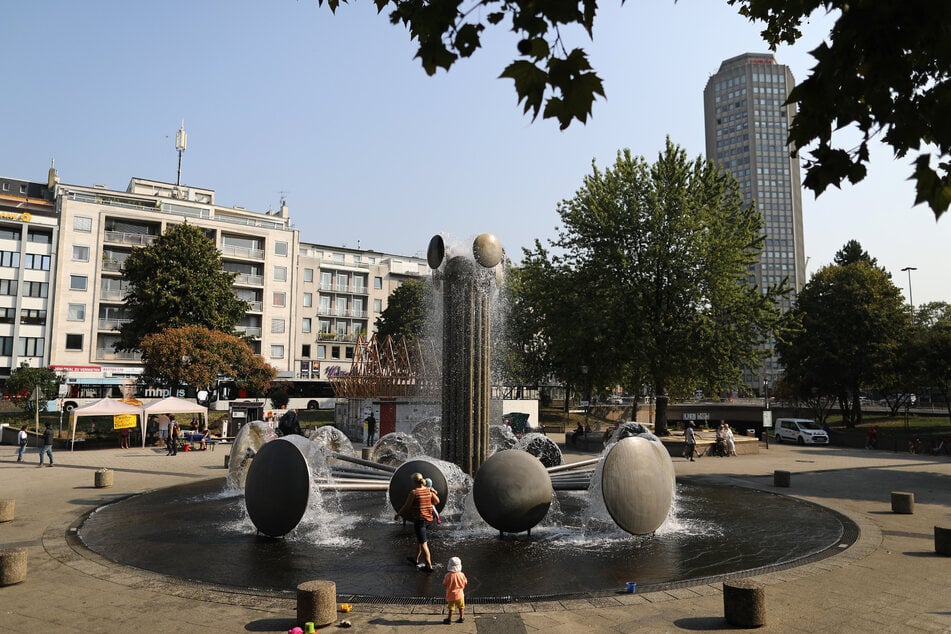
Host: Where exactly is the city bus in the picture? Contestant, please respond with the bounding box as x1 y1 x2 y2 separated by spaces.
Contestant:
268 380 337 410
46 369 206 412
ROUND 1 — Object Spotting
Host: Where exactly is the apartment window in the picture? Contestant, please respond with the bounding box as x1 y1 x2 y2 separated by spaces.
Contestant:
374 299 382 312
74 216 93 232
20 309 47 325
22 281 49 298
302 317 312 333
18 337 45 357
0 279 17 296
275 241 288 256
68 303 86 321
303 292 312 308
0 336 12 355
320 271 332 288
345 346 354 359
301 344 311 358
27 229 52 244
0 251 19 267
270 344 285 359
274 266 287 282
331 346 341 359
0 307 12 323
65 334 84 351
72 245 90 262
317 345 326 359
70 275 88 291
24 254 51 270
0 227 20 241
303 268 313 283
271 318 286 334
333 252 344 263
374 276 383 289
272 292 286 307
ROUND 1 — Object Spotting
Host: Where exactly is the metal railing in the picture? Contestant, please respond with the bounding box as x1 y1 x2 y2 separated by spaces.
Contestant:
103 230 157 247
95 348 141 361
221 244 266 260
232 273 264 286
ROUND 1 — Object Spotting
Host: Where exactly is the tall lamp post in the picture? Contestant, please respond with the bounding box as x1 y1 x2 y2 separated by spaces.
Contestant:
901 266 917 321
580 365 589 432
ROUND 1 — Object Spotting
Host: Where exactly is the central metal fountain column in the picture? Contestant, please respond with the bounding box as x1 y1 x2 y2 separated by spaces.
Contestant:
429 234 502 477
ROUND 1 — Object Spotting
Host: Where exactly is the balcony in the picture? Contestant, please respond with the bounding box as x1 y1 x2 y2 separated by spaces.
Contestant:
244 300 263 312
221 244 265 260
100 288 127 301
98 318 130 331
104 230 157 247
101 259 125 272
235 325 263 337
95 348 142 361
320 283 369 295
232 273 264 286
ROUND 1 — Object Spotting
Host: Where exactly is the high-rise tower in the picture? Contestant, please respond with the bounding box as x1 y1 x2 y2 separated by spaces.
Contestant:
703 52 806 392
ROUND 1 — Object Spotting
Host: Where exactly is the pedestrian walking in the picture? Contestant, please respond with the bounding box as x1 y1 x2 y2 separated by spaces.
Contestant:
38 422 54 467
684 421 698 461
395 472 440 572
365 412 377 446
17 425 28 462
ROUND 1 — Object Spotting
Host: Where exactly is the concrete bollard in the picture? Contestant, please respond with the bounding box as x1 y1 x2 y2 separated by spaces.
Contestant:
0 499 14 523
773 470 791 487
361 447 373 460
224 454 230 469
297 579 336 627
94 469 114 488
0 547 28 586
890 491 914 514
723 579 766 628
935 526 951 556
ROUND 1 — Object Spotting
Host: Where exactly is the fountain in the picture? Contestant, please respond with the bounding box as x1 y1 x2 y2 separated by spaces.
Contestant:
76 232 858 602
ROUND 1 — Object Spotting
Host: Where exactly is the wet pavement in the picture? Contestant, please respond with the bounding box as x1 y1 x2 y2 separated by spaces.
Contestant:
1 438 950 632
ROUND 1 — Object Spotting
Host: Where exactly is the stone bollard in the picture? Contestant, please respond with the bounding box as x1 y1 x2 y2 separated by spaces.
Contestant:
723 579 766 628
95 469 114 488
773 470 791 488
0 547 28 586
361 447 373 460
0 499 14 523
935 526 951 556
224 454 230 469
297 579 336 627
891 491 914 514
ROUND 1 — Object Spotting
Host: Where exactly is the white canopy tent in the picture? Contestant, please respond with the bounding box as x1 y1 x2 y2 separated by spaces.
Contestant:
141 396 208 447
69 398 144 451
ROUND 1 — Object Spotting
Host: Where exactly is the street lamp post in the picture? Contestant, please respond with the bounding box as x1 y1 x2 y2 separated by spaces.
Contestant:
901 266 917 320
580 365 589 432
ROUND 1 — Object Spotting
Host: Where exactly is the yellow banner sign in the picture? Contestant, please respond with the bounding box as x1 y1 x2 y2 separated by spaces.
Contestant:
114 414 138 430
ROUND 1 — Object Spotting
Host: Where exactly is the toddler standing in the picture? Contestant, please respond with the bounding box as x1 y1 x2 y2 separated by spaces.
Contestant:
442 556 468 624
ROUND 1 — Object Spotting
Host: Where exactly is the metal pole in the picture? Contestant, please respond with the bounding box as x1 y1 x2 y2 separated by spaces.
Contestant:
901 266 917 320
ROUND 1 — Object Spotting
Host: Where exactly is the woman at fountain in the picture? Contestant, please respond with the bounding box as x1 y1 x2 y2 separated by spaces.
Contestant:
394 472 440 572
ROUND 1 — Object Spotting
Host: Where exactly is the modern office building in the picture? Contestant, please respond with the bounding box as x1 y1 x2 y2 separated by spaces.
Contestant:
703 52 807 391
0 166 428 384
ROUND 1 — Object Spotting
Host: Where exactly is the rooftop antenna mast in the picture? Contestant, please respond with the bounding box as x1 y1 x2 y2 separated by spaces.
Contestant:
175 120 187 186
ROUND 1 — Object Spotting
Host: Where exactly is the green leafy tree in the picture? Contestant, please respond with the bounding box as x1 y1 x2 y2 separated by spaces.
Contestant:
117 224 249 351
4 366 59 415
907 302 951 422
139 326 276 399
319 0 951 217
777 256 909 427
833 239 880 269
518 139 784 434
374 278 434 342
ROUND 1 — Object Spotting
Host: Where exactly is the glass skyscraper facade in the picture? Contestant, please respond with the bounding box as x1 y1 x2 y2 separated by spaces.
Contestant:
703 52 806 392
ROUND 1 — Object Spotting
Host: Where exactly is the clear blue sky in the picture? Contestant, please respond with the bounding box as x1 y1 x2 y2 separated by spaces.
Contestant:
3 1 947 304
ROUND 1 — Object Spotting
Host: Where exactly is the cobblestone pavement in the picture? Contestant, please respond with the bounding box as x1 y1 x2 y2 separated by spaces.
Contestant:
1 439 949 633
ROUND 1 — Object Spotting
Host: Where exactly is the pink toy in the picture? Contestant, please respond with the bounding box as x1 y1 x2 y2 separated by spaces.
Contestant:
288 628 304 634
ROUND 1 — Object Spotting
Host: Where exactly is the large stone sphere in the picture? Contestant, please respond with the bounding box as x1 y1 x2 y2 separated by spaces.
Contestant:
473 233 503 268
227 420 278 489
245 437 311 538
411 417 442 457
601 436 675 535
489 424 518 453
515 432 562 467
307 425 354 456
473 449 553 533
389 459 448 516
371 432 425 466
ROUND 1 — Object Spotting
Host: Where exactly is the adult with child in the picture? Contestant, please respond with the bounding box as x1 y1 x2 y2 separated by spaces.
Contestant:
395 472 440 572
442 556 468 624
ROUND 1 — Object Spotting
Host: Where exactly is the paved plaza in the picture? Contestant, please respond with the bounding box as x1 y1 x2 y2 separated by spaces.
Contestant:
1 438 949 633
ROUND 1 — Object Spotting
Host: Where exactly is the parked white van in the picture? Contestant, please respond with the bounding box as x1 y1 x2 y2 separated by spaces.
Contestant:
774 418 829 445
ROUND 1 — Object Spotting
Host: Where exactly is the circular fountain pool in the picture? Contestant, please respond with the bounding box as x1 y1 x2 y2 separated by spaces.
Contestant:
78 477 855 602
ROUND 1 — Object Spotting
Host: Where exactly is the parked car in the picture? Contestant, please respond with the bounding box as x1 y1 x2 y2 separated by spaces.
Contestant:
774 418 829 445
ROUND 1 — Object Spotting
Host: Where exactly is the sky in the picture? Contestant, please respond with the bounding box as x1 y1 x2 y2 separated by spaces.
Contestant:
2 1 947 305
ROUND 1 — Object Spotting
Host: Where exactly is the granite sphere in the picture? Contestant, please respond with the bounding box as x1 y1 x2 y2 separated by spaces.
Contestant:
244 437 311 538
472 233 503 268
600 436 675 535
389 459 448 517
473 449 553 533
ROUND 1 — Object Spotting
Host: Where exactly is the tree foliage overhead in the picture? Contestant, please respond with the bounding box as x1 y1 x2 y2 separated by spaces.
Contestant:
319 0 951 217
139 326 276 398
776 252 909 427
4 366 59 415
515 139 784 434
117 224 249 351
374 278 435 342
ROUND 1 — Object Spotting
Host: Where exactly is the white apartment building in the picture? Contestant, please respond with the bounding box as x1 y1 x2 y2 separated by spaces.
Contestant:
0 168 431 384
